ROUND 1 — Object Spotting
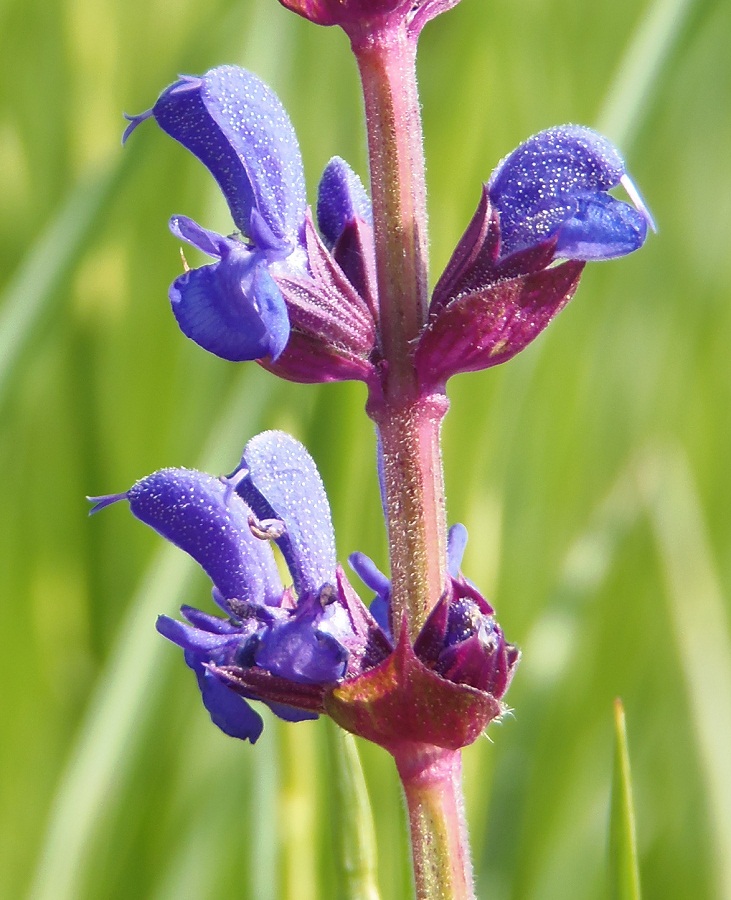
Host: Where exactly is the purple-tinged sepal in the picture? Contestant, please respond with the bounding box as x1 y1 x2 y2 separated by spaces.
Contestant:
325 619 505 752
262 211 379 384
416 238 584 389
317 158 379 315
276 0 462 38
329 524 518 752
417 126 652 388
413 582 518 697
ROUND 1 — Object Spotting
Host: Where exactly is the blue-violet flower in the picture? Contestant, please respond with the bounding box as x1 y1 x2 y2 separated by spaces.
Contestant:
124 66 379 385
416 125 655 388
90 433 517 749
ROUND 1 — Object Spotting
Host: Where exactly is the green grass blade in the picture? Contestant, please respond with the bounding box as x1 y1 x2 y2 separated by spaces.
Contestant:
596 0 699 146
638 446 731 900
0 156 130 409
325 722 380 900
609 698 642 900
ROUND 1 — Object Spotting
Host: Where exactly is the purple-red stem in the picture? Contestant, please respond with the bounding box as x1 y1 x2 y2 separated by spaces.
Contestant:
351 19 474 899
354 22 447 639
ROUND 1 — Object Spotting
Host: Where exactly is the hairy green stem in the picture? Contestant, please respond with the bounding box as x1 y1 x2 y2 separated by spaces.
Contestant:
394 746 475 900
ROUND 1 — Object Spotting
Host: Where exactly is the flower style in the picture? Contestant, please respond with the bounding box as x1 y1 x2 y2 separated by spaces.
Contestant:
124 66 378 384
90 432 517 749
415 124 654 388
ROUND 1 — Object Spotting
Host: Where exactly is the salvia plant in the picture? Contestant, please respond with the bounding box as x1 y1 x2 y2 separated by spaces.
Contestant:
92 0 652 896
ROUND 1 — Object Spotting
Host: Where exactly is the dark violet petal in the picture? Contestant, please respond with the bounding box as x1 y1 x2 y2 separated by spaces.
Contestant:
169 245 290 362
265 701 319 722
150 67 305 243
447 524 468 577
488 125 648 259
169 214 230 259
368 594 391 636
255 615 348 684
554 192 648 260
179 605 242 635
444 596 486 648
157 614 241 656
128 468 282 604
348 551 390 598
236 431 336 597
198 665 264 742
348 552 394 638
317 157 372 248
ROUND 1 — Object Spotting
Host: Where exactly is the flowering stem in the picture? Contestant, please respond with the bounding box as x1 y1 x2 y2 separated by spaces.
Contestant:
351 19 473 899
353 24 429 387
394 745 475 900
353 22 447 638
371 391 448 638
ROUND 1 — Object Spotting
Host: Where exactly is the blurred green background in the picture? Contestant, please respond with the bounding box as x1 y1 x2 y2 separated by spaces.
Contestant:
2 0 729 896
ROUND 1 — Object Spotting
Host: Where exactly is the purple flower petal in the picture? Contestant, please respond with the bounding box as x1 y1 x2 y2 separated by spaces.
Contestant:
554 191 648 260
255 615 348 684
488 125 653 260
129 66 306 245
317 157 372 248
235 431 337 597
197 664 264 742
265 701 319 722
170 214 230 259
447 524 468 577
169 237 290 361
157 614 242 655
127 468 283 604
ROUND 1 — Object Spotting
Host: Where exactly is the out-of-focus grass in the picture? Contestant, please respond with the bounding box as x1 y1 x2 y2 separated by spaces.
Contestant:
1 0 729 896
